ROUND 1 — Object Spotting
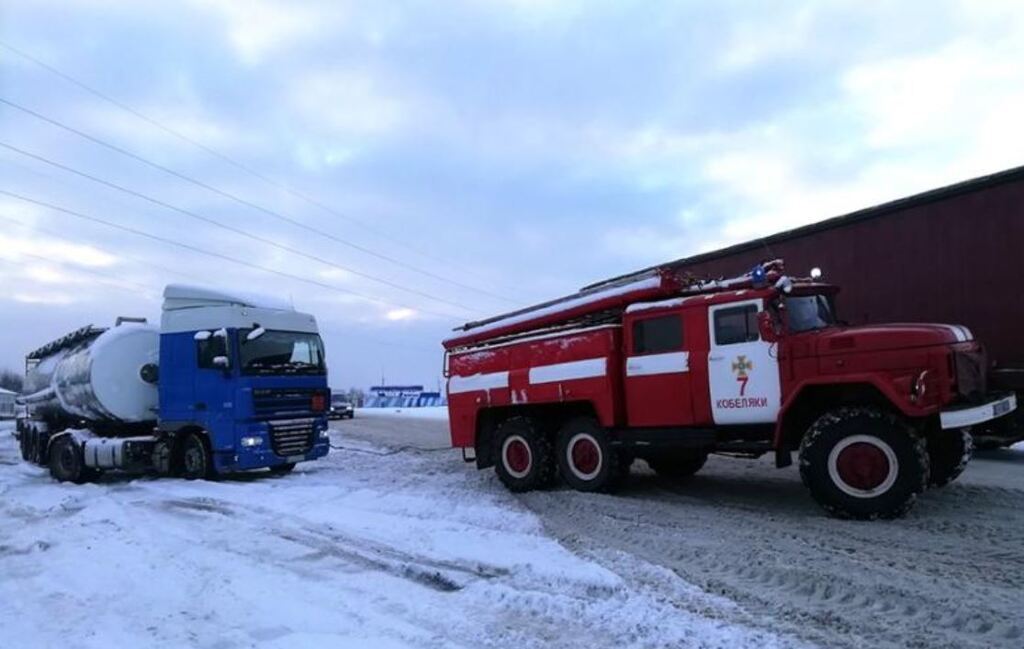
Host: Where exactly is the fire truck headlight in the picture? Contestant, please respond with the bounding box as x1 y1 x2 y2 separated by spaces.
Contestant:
240 436 264 448
810 267 823 280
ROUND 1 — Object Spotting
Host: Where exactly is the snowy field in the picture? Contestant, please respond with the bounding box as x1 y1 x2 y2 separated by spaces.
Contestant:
2 415 1024 649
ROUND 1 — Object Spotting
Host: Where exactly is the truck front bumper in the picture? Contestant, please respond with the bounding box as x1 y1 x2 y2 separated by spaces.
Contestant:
940 393 1017 429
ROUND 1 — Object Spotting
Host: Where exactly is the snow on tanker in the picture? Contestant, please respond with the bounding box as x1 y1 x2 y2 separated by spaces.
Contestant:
443 260 1017 519
16 285 331 482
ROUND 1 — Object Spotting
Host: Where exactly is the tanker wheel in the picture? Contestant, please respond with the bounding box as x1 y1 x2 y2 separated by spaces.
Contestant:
180 432 215 481
647 450 708 480
557 417 623 494
493 416 555 493
49 436 92 484
799 407 929 520
927 428 973 488
19 429 31 462
269 462 296 476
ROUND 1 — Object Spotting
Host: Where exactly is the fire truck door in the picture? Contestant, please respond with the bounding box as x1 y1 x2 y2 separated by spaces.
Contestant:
624 312 694 427
707 299 781 425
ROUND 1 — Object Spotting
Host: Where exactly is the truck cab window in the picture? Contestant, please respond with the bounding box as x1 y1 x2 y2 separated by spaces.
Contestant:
633 314 683 354
785 294 837 333
196 336 228 369
714 305 759 345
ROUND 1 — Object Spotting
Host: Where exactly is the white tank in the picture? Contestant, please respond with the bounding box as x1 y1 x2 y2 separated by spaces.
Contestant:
43 324 160 423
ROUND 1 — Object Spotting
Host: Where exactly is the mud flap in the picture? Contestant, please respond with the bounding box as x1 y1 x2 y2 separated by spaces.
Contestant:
775 448 792 468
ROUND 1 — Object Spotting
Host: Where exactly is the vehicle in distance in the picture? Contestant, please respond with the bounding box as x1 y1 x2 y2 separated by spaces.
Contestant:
16 285 331 482
442 260 1016 519
329 394 355 419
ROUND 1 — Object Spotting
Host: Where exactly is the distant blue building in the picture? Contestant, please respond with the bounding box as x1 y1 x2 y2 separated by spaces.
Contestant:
365 385 447 408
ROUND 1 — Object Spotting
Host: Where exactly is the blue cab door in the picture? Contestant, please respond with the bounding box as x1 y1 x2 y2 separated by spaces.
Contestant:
193 330 237 449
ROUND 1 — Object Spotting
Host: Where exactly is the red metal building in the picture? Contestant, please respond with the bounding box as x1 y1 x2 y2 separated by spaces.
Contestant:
598 165 1024 390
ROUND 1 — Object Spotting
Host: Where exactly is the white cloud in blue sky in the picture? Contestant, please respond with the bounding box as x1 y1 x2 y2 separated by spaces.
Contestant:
1 0 1023 388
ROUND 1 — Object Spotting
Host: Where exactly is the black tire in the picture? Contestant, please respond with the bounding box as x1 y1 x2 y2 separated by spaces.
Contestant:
799 407 929 520
19 429 31 462
49 435 91 484
269 462 296 475
556 417 623 493
927 429 973 488
493 416 555 492
179 432 215 480
647 450 708 479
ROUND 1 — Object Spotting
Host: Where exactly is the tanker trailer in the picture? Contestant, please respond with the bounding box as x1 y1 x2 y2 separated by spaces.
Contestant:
17 285 332 483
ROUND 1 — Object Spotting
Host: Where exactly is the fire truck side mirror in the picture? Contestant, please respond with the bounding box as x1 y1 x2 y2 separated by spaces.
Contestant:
757 311 780 343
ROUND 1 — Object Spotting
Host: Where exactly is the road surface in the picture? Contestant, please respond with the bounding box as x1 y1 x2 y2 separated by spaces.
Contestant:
341 410 1024 649
2 412 1021 649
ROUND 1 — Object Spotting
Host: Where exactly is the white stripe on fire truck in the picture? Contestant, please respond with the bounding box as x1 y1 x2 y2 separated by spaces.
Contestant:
447 371 509 394
528 357 607 385
625 351 690 377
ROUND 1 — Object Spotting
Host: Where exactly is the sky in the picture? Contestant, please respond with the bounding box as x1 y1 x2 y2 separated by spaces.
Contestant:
1 0 1023 391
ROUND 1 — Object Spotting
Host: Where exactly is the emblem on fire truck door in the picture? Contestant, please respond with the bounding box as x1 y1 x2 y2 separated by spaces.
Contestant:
732 355 753 396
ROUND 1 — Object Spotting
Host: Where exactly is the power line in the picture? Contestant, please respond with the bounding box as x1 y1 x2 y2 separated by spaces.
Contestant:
0 188 469 320
0 39 519 300
0 94 519 306
0 138 483 315
0 212 208 284
0 212 442 358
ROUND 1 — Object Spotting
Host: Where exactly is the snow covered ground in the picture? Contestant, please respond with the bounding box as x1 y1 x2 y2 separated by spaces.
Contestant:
4 415 1023 649
0 420 801 649
356 406 450 421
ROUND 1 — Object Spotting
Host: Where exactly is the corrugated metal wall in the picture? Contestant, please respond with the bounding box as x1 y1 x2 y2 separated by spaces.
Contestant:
664 178 1024 368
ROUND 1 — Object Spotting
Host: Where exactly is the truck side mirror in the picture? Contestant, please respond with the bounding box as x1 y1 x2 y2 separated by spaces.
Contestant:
757 311 780 343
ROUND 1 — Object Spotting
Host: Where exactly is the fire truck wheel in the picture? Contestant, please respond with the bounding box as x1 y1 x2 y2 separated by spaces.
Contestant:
646 451 708 479
799 407 929 520
494 417 555 492
927 428 973 488
557 418 622 493
179 432 215 481
49 436 90 484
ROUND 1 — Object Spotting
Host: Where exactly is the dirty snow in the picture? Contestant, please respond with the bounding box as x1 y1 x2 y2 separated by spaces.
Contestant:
0 419 799 649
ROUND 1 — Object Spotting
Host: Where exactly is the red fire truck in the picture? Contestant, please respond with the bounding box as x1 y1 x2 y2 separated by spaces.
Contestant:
442 261 1017 519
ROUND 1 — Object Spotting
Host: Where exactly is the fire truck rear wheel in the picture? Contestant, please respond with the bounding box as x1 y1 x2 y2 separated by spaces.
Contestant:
646 450 708 479
49 435 92 484
557 418 622 493
494 416 555 492
799 407 929 520
927 428 973 488
19 429 31 462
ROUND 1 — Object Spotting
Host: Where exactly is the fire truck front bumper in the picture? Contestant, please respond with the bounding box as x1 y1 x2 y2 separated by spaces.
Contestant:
940 393 1017 430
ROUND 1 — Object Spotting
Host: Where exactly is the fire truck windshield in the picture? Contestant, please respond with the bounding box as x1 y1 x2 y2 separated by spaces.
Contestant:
785 294 837 333
238 329 326 375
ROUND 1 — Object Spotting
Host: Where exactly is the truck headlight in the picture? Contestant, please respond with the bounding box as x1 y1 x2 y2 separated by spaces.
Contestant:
318 426 330 440
240 436 264 447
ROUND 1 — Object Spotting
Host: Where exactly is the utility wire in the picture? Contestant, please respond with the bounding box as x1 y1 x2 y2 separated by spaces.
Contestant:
0 94 518 306
0 188 469 320
0 211 208 284
0 211 443 357
0 39 523 300
0 138 482 315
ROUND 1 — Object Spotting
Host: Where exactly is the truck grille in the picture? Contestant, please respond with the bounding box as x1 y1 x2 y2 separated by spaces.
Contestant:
269 418 316 457
954 349 987 400
253 388 321 419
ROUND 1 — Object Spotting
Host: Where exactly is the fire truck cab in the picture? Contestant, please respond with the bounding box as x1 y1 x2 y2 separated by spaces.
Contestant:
443 261 1017 519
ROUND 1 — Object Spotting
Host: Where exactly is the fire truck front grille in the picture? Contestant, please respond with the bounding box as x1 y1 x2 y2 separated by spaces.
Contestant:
954 349 987 400
269 418 316 457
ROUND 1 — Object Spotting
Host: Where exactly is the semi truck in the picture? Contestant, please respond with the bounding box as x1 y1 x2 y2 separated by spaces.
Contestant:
442 260 1017 519
15 285 331 482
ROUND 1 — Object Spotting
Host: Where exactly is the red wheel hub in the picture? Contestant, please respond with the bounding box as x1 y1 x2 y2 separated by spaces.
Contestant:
505 439 531 474
571 437 601 475
835 442 890 491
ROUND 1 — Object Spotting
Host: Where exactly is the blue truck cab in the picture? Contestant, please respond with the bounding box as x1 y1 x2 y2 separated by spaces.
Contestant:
159 285 331 476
